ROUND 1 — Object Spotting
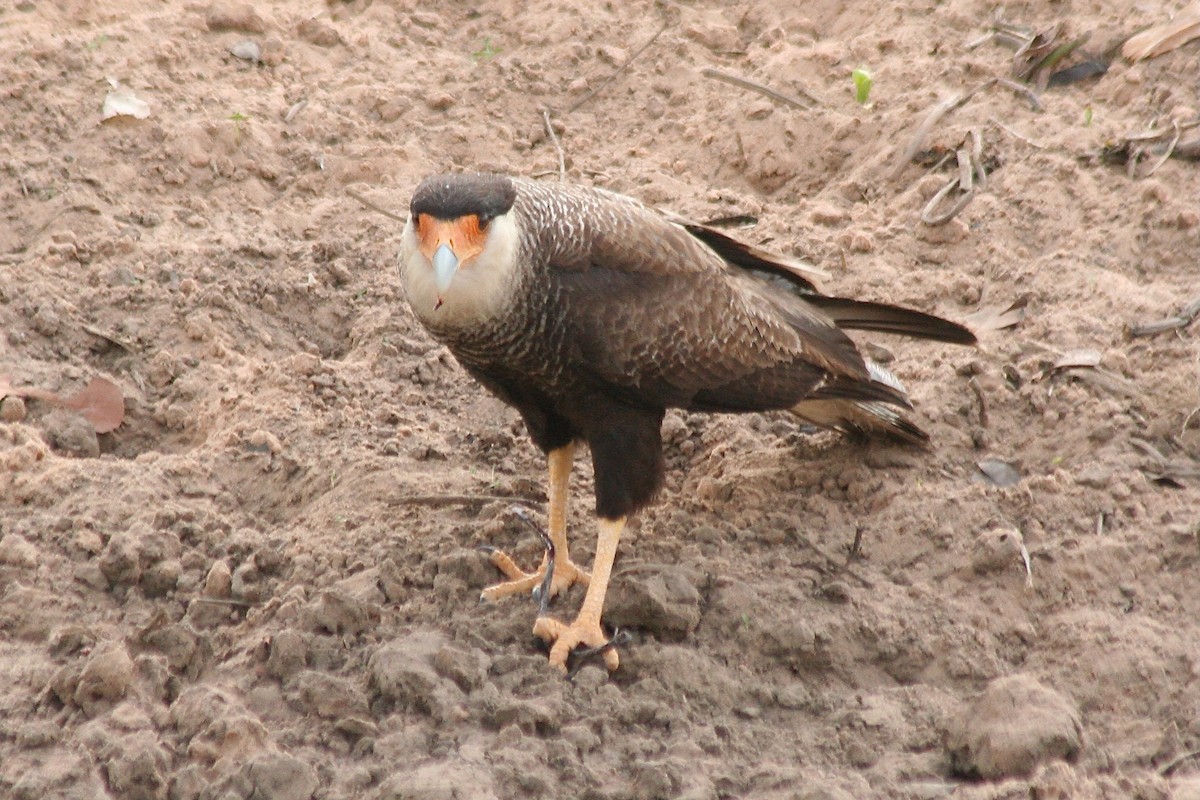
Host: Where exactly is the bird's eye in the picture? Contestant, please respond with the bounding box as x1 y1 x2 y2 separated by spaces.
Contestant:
477 213 493 229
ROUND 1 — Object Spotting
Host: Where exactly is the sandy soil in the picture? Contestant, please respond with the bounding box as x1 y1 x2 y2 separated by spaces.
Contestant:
3 1 1200 798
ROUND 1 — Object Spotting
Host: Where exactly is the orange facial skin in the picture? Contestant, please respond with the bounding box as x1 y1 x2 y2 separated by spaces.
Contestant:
416 213 488 265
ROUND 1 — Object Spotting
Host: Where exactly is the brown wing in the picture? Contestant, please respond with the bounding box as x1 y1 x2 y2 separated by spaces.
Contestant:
515 180 881 412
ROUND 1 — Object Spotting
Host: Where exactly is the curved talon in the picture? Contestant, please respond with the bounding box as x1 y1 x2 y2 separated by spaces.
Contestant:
533 614 620 673
568 628 631 678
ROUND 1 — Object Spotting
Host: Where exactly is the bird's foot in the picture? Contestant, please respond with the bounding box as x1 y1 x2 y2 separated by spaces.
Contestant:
477 547 590 603
533 613 623 674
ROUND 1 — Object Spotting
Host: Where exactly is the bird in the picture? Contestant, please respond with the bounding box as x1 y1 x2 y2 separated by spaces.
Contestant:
397 172 976 673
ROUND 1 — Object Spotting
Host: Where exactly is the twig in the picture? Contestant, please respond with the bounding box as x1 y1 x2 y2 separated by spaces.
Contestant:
993 76 1043 111
889 80 994 179
991 118 1047 149
543 109 566 181
1128 293 1200 337
846 526 864 563
564 16 669 114
190 597 255 608
1159 749 1200 777
700 67 816 111
387 494 540 509
1144 121 1182 178
347 189 406 224
969 376 989 428
794 533 874 588
1182 406 1200 438
82 324 134 352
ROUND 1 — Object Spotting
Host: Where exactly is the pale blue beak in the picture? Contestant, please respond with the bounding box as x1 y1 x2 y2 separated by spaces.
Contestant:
433 243 459 294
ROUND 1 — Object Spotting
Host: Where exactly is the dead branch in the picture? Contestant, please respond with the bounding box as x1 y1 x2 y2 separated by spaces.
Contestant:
1128 293 1200 337
543 110 566 181
564 16 670 114
700 67 817 111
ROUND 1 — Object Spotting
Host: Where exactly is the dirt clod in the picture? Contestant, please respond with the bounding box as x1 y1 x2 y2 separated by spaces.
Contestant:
946 673 1083 779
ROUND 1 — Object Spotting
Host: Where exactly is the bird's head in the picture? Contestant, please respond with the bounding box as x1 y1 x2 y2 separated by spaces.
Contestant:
399 173 520 323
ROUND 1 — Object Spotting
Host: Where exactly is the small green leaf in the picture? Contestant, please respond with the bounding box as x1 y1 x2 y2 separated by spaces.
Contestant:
472 37 499 62
852 67 873 105
1083 106 1093 127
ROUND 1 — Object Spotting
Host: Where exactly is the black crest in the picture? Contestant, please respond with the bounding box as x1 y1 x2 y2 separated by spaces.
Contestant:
410 173 517 222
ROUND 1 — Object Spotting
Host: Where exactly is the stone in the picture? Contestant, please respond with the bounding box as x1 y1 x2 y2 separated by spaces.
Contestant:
605 565 703 640
243 752 317 800
369 631 460 714
43 408 99 457
75 640 136 715
289 669 369 718
99 531 142 586
946 673 1083 779
0 532 39 568
266 629 308 680
206 2 268 34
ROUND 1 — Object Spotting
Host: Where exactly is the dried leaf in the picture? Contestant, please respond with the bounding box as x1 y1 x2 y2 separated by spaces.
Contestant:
102 80 151 121
229 39 262 63
1052 349 1102 370
1123 4 1200 61
964 299 1027 333
978 458 1021 487
61 377 125 433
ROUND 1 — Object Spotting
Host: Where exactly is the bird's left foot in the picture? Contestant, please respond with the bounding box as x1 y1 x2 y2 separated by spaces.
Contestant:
533 613 621 674
478 548 590 603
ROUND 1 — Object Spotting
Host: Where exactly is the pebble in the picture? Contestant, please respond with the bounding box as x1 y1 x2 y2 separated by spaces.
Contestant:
432 643 491 693
369 631 458 713
74 641 136 715
289 669 369 718
970 527 1026 575
425 92 455 112
375 760 495 800
266 629 309 680
945 673 1082 779
0 395 26 422
99 531 143 587
142 558 181 597
301 587 379 636
202 559 232 598
105 731 169 799
206 1 268 34
296 17 340 47
228 39 261 63
0 533 39 568
243 752 317 800
605 565 702 640
43 409 100 458
142 621 208 676
915 217 969 244
810 202 849 225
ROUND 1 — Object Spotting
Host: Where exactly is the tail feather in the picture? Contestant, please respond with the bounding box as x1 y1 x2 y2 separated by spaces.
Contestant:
804 295 978 345
790 360 929 444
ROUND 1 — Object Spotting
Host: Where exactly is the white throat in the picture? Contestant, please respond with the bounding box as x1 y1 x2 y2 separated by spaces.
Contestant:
398 211 521 328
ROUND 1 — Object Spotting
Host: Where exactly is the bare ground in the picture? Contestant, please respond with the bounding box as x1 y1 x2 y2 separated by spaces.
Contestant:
2 1 1200 798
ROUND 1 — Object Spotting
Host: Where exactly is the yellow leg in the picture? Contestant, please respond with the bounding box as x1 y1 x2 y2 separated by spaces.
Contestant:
480 444 590 602
534 516 624 673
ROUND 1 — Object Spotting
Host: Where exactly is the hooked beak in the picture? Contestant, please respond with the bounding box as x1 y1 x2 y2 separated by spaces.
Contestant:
433 243 459 295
